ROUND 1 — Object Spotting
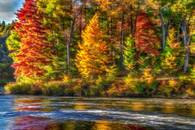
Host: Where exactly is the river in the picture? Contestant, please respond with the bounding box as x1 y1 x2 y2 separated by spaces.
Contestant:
0 96 195 130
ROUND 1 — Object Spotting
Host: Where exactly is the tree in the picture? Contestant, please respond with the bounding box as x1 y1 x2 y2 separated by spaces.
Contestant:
0 36 13 84
37 0 91 76
76 14 112 79
13 0 54 78
171 0 195 73
147 0 175 50
124 36 136 71
96 0 138 69
135 12 160 56
160 28 181 74
6 31 20 62
0 22 14 84
0 21 12 37
37 0 73 77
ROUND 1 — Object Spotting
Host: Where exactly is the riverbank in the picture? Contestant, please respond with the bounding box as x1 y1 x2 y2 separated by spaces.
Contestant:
4 76 195 98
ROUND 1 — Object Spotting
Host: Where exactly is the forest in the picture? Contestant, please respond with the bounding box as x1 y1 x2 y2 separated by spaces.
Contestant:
2 0 195 97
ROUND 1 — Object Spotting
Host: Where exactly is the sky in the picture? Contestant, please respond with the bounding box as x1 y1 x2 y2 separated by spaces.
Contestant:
0 0 24 23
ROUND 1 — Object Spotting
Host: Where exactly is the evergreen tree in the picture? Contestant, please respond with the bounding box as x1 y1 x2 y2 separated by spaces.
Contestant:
0 37 13 84
6 31 20 62
161 28 182 74
76 14 112 79
124 36 136 71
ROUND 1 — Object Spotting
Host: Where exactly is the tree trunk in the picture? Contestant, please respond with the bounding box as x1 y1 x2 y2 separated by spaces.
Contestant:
119 12 125 69
176 24 181 42
181 20 190 73
130 16 134 35
66 18 75 75
79 7 83 41
79 0 86 41
129 5 134 35
159 11 168 51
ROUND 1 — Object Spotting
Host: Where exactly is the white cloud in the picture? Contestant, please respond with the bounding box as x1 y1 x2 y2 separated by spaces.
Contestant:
0 12 16 23
0 0 24 23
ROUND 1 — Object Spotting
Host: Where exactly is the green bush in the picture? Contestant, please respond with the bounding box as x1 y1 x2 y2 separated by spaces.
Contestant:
5 82 31 94
124 74 137 93
5 76 45 95
42 81 68 96
135 81 159 96
5 80 73 96
81 66 118 97
92 76 109 96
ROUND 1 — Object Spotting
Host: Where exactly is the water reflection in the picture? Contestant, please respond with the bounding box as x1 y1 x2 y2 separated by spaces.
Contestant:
191 104 195 116
73 102 89 110
92 120 112 130
11 116 53 130
11 116 150 130
129 102 145 111
13 98 52 112
162 102 175 113
1 96 195 130
0 96 14 130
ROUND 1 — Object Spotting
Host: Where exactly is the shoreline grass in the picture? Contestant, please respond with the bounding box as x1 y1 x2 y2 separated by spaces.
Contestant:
4 76 195 98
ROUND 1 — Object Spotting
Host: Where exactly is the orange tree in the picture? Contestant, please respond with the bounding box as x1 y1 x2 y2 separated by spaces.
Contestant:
13 0 54 79
135 12 160 56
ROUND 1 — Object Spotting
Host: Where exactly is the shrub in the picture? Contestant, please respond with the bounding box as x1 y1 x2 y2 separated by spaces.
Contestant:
107 79 129 97
124 73 137 93
5 82 31 95
94 76 108 95
190 65 195 79
124 36 136 71
82 66 118 96
139 81 159 96
185 86 195 97
63 75 72 84
42 81 68 96
157 79 180 97
5 80 76 96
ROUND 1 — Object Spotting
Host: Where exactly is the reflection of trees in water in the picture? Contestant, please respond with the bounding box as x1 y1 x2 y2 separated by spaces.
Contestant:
11 116 149 130
129 102 145 111
191 104 195 116
11 116 56 130
162 102 175 113
127 100 195 117
9 97 195 130
11 116 92 130
13 98 52 112
61 121 76 130
91 120 148 130
73 102 88 110
92 120 112 130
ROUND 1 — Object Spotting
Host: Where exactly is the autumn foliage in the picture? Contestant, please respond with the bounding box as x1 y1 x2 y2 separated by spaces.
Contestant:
13 0 53 78
135 12 160 56
4 0 195 97
76 14 112 79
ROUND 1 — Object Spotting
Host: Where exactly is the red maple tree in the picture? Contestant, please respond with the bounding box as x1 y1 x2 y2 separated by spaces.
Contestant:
135 12 160 56
13 0 53 78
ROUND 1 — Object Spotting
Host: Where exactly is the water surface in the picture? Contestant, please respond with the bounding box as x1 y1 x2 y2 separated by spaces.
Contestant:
0 96 195 130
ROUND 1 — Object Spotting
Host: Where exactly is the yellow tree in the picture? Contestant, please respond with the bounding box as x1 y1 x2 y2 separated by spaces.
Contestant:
76 14 112 79
161 28 181 74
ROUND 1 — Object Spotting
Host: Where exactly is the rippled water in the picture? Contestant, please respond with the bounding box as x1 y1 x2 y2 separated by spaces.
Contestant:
0 96 195 130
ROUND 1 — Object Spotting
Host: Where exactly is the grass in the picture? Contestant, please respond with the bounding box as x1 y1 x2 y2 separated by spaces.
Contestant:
4 76 195 98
